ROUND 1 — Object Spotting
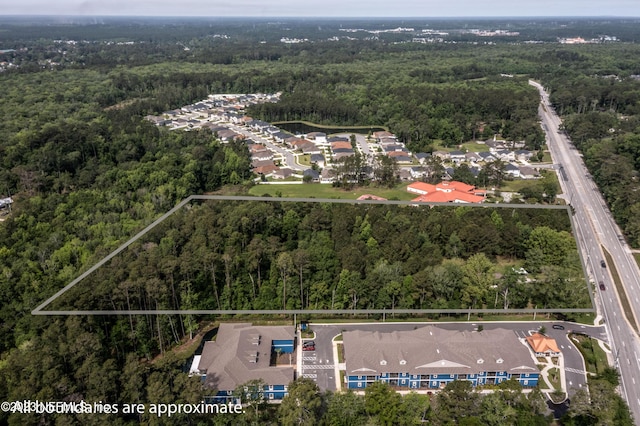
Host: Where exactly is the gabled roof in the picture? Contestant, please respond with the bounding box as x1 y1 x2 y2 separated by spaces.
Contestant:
343 327 537 376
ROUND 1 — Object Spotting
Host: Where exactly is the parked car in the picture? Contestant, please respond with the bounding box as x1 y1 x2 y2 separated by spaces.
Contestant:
552 324 565 330
599 281 606 291
302 340 315 347
601 260 606 268
302 344 315 351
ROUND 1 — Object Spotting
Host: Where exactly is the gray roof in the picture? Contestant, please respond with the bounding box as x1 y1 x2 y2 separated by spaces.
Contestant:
198 323 295 390
505 163 520 171
343 326 537 376
303 169 320 179
478 152 495 159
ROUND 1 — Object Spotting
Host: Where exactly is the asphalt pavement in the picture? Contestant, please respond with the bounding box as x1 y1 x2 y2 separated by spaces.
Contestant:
530 80 640 421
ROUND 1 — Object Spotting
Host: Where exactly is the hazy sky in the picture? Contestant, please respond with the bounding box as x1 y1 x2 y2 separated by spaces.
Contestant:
4 0 640 17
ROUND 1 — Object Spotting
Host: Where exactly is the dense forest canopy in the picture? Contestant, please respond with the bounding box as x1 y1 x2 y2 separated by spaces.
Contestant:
48 200 585 316
1 17 639 424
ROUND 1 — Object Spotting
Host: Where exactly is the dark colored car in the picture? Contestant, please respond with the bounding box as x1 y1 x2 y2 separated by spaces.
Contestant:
302 345 315 351
601 260 606 268
599 281 606 291
302 340 315 347
552 324 565 330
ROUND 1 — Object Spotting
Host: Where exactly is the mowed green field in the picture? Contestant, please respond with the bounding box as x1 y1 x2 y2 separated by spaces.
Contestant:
248 182 417 200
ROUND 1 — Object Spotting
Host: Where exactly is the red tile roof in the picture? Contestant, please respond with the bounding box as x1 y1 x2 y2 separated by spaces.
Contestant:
408 180 485 203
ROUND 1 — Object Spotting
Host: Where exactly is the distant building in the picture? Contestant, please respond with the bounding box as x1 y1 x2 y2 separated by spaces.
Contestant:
407 180 485 204
343 326 539 390
198 323 295 402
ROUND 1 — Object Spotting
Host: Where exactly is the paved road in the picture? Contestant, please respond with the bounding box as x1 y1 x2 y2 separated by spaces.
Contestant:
530 80 640 421
305 321 600 396
226 123 308 172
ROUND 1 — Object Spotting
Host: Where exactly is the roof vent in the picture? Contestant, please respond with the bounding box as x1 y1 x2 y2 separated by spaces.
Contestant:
496 358 504 364
477 358 484 364
380 360 387 366
400 360 407 365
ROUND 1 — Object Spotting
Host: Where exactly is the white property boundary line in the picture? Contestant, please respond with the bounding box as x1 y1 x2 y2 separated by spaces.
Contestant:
31 195 589 316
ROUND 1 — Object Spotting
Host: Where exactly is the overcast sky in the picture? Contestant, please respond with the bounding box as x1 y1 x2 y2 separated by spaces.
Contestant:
4 0 640 18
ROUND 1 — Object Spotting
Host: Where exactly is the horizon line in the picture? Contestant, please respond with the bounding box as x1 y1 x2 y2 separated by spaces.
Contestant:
2 14 640 19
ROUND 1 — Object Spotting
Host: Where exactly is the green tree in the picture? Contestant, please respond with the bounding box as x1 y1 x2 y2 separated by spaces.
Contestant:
278 378 324 426
324 391 367 426
364 382 401 426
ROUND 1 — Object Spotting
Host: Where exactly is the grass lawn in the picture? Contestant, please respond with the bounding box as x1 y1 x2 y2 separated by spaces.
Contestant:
297 154 311 167
248 182 417 200
547 367 562 390
337 343 344 363
603 247 639 334
571 334 609 375
634 253 640 270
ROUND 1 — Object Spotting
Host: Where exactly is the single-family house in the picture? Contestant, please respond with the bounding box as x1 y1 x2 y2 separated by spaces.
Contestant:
327 136 349 143
217 128 243 142
432 151 451 161
398 169 412 181
272 168 294 180
273 131 291 143
465 152 482 163
303 169 320 182
251 149 274 162
320 168 337 183
333 149 355 160
387 152 412 164
372 131 395 140
415 153 431 164
515 150 533 162
310 154 326 168
519 166 540 180
478 152 496 162
331 141 353 151
450 151 466 163
410 167 427 179
383 144 407 153
307 132 327 143
198 323 295 402
300 142 322 155
505 163 521 178
486 140 507 152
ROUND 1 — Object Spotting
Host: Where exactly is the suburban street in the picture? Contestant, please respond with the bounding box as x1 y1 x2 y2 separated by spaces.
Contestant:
530 80 640 421
227 123 307 172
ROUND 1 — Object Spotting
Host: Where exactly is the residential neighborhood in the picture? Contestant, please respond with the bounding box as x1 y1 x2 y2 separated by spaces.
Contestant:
146 94 546 199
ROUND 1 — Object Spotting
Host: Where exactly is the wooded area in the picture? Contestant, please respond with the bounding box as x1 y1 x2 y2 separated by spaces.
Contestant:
1 17 639 424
